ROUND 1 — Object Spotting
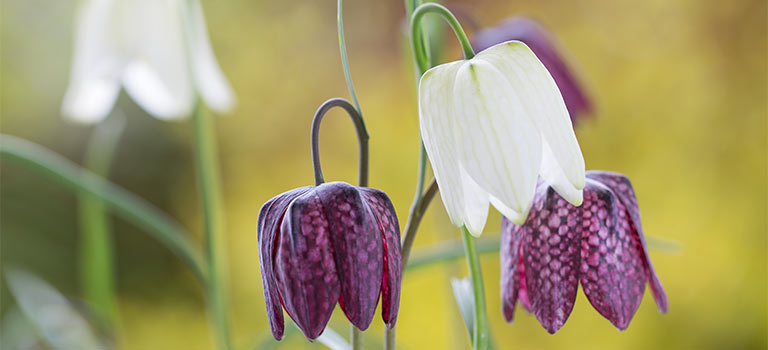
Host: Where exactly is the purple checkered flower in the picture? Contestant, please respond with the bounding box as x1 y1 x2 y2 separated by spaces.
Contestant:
473 17 592 124
500 171 667 333
258 181 401 340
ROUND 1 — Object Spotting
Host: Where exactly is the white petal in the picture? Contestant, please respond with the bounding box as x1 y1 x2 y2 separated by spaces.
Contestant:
541 139 583 205
120 0 193 119
452 59 542 217
184 0 236 113
476 41 585 191
418 61 467 228
489 195 527 225
459 166 489 236
61 0 123 123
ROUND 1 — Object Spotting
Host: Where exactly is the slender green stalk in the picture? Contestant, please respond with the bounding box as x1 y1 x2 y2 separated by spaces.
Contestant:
191 102 231 350
461 227 489 350
400 179 438 268
337 0 368 136
386 2 477 348
79 114 125 327
0 134 206 282
351 327 363 350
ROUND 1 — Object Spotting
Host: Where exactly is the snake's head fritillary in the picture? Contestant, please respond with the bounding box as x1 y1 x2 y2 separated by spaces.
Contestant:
257 182 401 340
501 171 667 333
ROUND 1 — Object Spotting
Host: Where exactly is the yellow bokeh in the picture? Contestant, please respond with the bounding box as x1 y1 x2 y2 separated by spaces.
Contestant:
1 0 765 349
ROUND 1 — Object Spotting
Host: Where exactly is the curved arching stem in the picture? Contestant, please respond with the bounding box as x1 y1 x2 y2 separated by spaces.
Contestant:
311 98 370 187
410 3 475 74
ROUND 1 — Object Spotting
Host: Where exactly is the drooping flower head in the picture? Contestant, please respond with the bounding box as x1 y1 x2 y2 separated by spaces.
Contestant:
257 99 401 340
419 40 585 236
472 17 592 123
500 171 668 333
62 0 235 123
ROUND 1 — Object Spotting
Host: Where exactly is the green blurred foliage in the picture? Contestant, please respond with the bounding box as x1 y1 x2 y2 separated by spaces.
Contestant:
1 0 765 349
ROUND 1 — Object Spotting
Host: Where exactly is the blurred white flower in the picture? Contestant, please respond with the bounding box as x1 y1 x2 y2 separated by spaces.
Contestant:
418 40 585 236
62 0 235 123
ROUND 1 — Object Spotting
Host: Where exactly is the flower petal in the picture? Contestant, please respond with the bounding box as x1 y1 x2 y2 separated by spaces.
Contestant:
61 0 123 123
184 0 236 113
500 216 525 322
586 171 668 313
120 0 194 119
541 140 583 206
521 186 581 334
452 59 542 218
257 186 311 340
472 17 593 122
275 189 340 340
316 182 383 331
578 180 647 330
418 61 470 228
459 166 489 236
359 188 401 328
476 41 585 195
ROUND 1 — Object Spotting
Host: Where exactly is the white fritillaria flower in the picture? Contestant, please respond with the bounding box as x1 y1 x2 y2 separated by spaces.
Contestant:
62 0 235 123
419 40 585 236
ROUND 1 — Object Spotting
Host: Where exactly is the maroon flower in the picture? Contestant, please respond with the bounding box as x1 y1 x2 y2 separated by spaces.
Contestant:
258 181 401 340
501 171 667 333
472 17 592 124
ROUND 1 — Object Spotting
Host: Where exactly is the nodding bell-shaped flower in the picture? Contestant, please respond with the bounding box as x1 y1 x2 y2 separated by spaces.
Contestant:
419 40 585 236
472 17 593 123
257 99 401 341
500 171 668 334
62 0 235 123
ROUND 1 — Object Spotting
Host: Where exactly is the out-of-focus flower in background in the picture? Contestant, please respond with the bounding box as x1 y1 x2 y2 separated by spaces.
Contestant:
257 182 401 340
61 0 235 123
419 40 585 236
500 171 667 334
472 17 592 124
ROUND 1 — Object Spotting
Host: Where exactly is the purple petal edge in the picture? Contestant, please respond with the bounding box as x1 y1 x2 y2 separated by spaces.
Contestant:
587 171 668 313
359 187 402 328
257 186 311 340
578 180 646 330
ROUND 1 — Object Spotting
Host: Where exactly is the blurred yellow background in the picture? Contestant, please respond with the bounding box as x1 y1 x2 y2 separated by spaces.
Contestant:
1 0 765 349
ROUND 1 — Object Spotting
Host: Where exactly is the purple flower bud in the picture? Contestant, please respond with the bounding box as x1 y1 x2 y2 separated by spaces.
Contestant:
500 171 667 333
258 181 401 340
472 17 592 124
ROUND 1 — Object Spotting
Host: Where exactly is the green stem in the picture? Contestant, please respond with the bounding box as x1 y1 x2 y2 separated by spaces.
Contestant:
386 2 476 348
337 0 368 136
351 326 363 350
462 227 489 350
79 114 125 327
0 134 206 282
410 3 475 74
400 179 438 268
191 102 231 350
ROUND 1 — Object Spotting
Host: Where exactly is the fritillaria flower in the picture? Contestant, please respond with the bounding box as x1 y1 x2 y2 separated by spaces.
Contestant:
500 171 668 333
62 0 235 123
257 99 401 341
472 17 592 123
419 40 585 235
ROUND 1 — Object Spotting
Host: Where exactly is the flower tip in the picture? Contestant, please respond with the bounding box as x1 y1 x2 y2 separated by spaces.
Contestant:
569 191 584 207
466 226 483 237
509 211 529 226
